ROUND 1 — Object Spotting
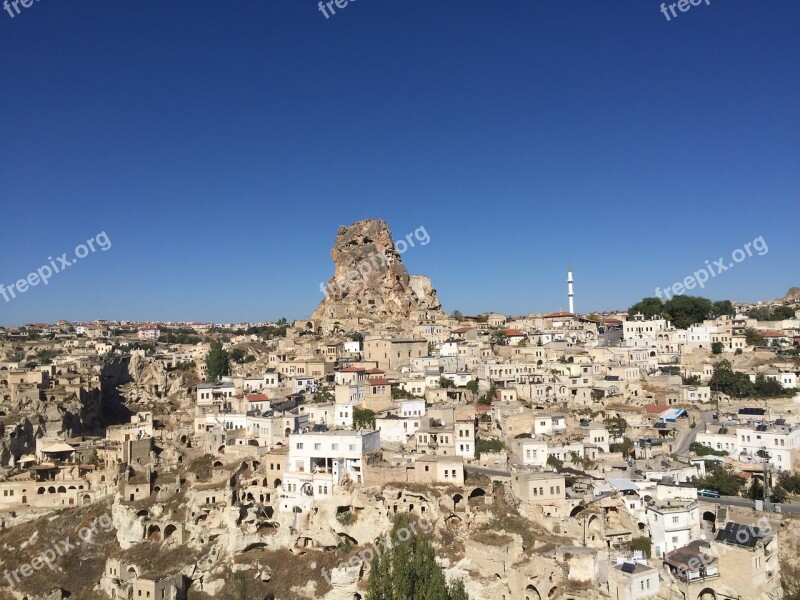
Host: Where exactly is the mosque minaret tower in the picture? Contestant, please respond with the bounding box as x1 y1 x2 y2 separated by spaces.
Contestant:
568 264 574 314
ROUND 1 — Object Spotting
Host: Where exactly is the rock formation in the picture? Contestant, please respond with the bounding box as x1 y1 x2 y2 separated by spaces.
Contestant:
783 287 800 303
311 219 443 330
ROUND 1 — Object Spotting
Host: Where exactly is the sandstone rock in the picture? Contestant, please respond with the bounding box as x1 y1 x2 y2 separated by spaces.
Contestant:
312 219 443 330
783 287 800 302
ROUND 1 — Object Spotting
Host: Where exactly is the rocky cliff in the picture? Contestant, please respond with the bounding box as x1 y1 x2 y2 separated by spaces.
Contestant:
312 219 443 329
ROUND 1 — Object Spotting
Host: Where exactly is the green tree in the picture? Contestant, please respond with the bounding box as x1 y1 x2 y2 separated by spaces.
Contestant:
229 348 246 363
451 310 463 320
392 386 422 400
771 484 789 504
780 472 800 494
478 386 497 405
630 536 652 558
475 437 504 459
353 407 376 429
663 295 713 329
366 515 469 600
692 462 745 496
711 342 724 355
604 417 628 439
748 306 795 321
465 379 479 395
490 331 508 346
628 297 665 318
748 307 772 321
711 300 736 318
439 377 455 389
234 570 247 600
546 454 564 470
448 578 469 600
709 360 754 398
753 373 785 397
749 479 764 501
610 438 634 457
205 340 230 381
746 327 765 346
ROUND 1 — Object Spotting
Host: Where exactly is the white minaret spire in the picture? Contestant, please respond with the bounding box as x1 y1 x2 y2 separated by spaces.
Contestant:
567 263 574 315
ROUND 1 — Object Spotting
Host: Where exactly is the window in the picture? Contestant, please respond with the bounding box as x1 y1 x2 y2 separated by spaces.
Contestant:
297 443 304 449
672 516 679 524
331 443 338 451
314 443 321 450
349 444 356 451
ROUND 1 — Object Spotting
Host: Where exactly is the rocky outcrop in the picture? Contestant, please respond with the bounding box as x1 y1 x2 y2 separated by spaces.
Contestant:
783 287 800 303
312 219 443 329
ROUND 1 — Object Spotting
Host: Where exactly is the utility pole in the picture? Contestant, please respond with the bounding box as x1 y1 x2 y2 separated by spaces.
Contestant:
763 447 771 513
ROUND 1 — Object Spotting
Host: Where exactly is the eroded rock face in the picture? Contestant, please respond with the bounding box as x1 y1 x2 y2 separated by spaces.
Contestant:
312 220 443 328
784 287 800 302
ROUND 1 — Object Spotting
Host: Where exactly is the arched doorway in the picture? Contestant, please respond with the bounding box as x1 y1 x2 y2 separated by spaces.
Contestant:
525 585 542 600
147 524 162 541
468 488 486 505
702 510 716 533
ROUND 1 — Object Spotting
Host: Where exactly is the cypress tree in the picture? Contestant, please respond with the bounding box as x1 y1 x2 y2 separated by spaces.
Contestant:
365 515 469 600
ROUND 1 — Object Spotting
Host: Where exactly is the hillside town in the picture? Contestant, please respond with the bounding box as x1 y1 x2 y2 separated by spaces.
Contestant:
1 220 799 600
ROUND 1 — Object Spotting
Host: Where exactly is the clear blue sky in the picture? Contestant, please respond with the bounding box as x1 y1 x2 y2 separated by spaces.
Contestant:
1 1 798 325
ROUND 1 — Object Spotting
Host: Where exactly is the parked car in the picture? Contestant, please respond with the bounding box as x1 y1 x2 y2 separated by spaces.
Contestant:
697 488 721 498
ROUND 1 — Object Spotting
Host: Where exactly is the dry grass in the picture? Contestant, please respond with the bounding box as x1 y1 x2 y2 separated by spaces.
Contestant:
470 530 513 547
0 500 116 598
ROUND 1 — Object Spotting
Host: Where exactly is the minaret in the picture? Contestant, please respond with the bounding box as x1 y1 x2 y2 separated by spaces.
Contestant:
567 263 574 314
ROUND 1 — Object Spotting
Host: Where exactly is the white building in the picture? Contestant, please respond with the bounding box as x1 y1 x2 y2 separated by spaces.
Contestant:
398 399 426 418
334 403 353 428
533 414 567 436
608 561 660 600
375 415 425 442
696 423 800 469
454 419 475 459
645 499 700 557
196 381 236 407
280 430 380 511
137 328 160 341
